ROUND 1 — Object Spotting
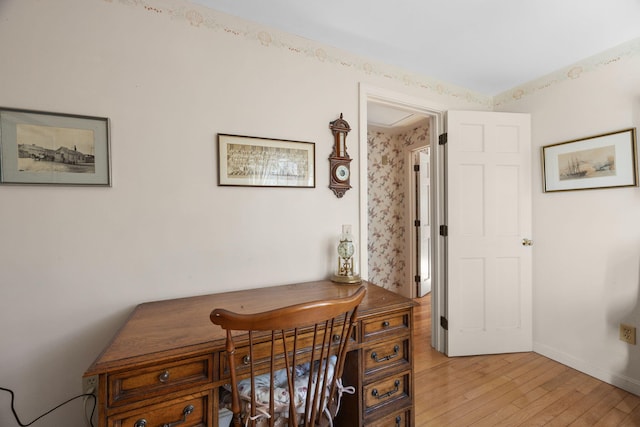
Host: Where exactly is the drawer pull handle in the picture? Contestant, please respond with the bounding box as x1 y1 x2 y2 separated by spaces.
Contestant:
333 334 341 342
242 355 251 365
161 404 195 427
158 370 170 383
134 419 147 427
395 415 402 426
371 345 400 363
382 320 390 328
371 379 400 399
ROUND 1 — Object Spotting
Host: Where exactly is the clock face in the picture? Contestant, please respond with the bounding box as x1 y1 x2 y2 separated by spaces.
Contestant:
335 164 350 182
338 240 355 259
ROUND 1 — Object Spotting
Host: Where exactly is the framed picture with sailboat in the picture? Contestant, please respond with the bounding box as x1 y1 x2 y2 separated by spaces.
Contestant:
542 128 637 192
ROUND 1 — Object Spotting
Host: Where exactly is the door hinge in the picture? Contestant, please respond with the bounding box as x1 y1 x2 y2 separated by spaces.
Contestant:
439 133 448 145
414 219 420 227
440 316 448 331
439 225 448 236
414 275 421 283
414 164 420 172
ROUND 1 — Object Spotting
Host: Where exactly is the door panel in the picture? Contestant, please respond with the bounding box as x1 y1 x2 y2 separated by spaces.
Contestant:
418 150 431 296
446 110 532 356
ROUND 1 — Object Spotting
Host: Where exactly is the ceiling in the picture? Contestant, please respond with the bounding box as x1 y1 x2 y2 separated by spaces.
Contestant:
367 102 429 130
190 0 640 96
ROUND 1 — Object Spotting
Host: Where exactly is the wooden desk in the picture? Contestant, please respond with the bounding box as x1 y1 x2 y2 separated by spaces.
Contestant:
84 280 416 426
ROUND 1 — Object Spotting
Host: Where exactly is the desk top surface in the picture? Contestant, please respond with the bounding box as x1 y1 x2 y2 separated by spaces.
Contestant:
86 280 416 374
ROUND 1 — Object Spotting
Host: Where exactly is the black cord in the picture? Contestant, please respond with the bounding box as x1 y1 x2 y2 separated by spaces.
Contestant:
0 387 95 427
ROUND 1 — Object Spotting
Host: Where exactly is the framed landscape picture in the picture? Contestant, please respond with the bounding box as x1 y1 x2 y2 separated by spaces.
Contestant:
0 107 111 185
542 128 637 192
218 134 315 188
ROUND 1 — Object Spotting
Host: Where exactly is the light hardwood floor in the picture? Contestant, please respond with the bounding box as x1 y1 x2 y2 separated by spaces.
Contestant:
413 294 640 426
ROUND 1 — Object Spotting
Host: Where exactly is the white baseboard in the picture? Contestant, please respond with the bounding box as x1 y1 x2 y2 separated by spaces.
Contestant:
534 341 640 396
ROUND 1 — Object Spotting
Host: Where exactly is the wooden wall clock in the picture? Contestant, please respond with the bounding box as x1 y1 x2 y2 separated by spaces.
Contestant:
329 113 352 198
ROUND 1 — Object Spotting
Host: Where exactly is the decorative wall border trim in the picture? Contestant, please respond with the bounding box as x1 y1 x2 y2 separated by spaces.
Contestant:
101 0 639 109
101 0 491 107
494 37 640 107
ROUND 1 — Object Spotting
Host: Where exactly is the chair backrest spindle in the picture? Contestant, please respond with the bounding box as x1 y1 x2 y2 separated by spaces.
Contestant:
211 286 366 427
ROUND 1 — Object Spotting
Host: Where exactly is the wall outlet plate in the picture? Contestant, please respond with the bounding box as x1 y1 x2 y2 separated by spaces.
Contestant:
620 324 636 345
82 375 98 395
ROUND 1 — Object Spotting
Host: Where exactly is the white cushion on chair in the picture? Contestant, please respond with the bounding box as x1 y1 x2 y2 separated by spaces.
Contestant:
233 355 337 423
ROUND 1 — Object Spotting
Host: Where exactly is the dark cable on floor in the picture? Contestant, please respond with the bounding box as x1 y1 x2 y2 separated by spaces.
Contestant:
0 387 95 427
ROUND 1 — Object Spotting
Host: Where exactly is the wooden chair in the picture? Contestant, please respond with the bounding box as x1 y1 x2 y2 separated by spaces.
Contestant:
210 286 366 427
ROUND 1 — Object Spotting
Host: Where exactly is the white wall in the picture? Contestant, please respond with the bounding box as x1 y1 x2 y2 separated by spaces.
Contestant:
498 43 640 395
0 0 486 425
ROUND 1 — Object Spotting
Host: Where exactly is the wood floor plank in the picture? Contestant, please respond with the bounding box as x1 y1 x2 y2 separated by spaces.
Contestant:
519 387 589 426
496 372 594 426
443 358 565 425
620 405 640 426
569 384 628 426
595 408 631 427
616 393 640 414
466 356 563 420
421 358 515 421
412 294 640 427
442 360 566 426
518 369 602 425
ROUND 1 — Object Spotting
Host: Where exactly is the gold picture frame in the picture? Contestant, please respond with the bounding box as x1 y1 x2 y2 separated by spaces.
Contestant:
542 128 637 192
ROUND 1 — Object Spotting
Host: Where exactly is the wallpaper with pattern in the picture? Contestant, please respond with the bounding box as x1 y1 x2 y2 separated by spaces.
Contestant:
367 124 429 290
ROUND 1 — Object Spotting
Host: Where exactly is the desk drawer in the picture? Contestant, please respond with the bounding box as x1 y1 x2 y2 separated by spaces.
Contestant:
222 330 343 379
364 338 410 376
364 372 411 414
362 310 410 342
368 408 412 427
109 392 208 427
109 356 212 406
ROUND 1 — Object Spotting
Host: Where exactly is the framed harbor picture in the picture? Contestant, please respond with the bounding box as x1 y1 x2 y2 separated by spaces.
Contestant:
0 107 111 185
542 128 637 192
218 134 315 188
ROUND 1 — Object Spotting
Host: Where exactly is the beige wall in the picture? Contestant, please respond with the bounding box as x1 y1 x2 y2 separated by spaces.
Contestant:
0 0 486 425
1 0 639 424
499 46 640 395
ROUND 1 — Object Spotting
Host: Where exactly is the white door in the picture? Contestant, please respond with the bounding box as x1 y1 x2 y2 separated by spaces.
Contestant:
417 150 431 297
445 110 532 356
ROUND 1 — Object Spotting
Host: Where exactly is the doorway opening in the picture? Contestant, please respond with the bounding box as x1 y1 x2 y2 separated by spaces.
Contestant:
412 146 432 297
358 84 445 352
365 104 430 297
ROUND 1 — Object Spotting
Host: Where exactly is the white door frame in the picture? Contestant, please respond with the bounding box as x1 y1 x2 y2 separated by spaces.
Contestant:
358 83 446 352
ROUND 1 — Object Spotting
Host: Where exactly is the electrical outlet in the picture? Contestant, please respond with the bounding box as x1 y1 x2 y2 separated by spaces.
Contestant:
620 324 636 345
82 375 98 394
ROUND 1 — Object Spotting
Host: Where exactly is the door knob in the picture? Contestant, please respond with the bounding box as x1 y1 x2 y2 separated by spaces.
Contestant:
522 238 533 246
